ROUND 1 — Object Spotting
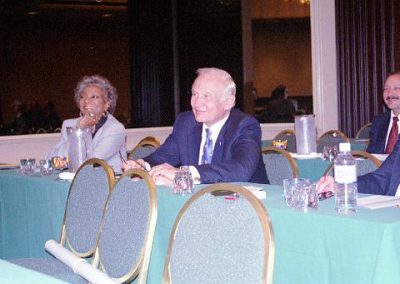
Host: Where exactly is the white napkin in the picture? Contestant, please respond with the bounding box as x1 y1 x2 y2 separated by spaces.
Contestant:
358 195 400 209
58 172 75 181
243 186 266 199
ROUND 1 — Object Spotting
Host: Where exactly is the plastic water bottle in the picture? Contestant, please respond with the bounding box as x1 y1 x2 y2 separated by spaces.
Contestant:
334 142 357 214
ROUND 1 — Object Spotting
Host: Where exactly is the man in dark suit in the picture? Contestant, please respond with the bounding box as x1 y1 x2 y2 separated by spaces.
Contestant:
367 71 400 154
317 138 400 196
123 67 269 186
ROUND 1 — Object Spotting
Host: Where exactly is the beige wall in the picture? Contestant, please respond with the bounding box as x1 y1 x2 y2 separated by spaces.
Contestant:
252 20 312 99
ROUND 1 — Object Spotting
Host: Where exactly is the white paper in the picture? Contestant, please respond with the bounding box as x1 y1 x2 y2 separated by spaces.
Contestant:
243 186 266 199
358 195 400 210
45 240 118 284
290 152 323 160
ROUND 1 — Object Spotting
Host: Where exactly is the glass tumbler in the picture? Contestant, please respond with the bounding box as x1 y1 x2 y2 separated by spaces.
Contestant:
173 169 193 195
39 159 54 176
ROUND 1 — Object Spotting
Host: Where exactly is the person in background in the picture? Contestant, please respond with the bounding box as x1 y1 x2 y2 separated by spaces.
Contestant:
42 100 61 132
123 67 269 186
261 85 296 123
10 100 29 135
367 71 400 154
50 75 126 172
317 138 400 196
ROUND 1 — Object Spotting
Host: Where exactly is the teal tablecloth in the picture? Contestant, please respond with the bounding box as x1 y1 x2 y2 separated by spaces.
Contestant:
2 170 400 284
0 259 67 283
0 170 69 259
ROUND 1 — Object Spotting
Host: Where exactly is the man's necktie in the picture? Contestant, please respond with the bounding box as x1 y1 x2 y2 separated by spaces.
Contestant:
201 128 213 165
385 117 399 154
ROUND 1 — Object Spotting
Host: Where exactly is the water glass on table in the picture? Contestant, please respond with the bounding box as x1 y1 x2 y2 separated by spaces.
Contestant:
173 166 194 196
323 145 338 161
39 159 54 176
283 178 318 211
20 158 36 175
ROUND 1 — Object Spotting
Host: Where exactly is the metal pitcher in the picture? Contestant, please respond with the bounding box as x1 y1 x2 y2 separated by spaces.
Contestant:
66 127 93 172
295 114 317 154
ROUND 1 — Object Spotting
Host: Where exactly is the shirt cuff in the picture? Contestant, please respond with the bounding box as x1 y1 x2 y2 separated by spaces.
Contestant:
144 162 151 171
189 166 201 184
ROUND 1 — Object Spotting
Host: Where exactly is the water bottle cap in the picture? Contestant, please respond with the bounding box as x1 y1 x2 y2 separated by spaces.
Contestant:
339 142 351 152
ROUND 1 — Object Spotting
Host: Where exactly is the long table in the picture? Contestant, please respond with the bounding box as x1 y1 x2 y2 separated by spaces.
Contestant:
1 170 400 283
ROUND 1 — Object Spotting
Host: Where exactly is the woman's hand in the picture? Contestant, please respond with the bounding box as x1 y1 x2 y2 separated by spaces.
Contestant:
316 175 334 193
76 112 97 129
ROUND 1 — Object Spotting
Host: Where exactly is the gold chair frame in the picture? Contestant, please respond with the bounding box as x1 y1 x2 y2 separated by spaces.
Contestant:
355 123 372 139
60 158 115 258
317 130 350 144
128 136 161 160
262 146 299 178
162 183 275 284
273 129 295 140
94 169 158 284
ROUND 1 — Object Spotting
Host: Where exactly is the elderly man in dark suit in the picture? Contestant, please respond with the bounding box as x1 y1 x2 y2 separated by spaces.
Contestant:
123 67 269 186
367 71 400 154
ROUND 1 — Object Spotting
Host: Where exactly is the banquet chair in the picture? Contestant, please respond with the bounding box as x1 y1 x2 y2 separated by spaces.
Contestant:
262 146 299 185
273 129 297 153
89 169 157 284
162 183 274 284
355 122 372 140
11 158 115 283
128 136 161 160
317 130 350 153
323 150 382 177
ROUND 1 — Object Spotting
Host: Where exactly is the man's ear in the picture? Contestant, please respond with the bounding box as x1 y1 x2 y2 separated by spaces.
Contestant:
223 95 236 111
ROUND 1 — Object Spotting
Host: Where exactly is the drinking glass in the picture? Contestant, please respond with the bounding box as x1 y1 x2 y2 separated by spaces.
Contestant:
173 168 193 195
20 158 36 175
323 145 338 161
283 178 311 212
39 159 54 176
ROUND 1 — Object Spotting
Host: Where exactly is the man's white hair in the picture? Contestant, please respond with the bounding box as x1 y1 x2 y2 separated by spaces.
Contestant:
196 67 236 100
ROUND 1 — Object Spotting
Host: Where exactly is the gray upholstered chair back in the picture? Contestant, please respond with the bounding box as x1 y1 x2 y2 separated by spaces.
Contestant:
128 136 160 160
355 123 371 139
262 146 299 185
63 158 114 257
97 169 157 284
163 184 274 284
273 129 297 152
317 130 350 153
128 145 157 160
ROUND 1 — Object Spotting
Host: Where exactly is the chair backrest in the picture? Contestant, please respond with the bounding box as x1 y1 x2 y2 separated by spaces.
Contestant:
323 150 382 177
262 146 299 185
163 183 274 284
36 128 47 134
128 136 161 160
61 158 115 258
273 129 297 152
317 130 350 153
95 169 157 284
355 123 371 139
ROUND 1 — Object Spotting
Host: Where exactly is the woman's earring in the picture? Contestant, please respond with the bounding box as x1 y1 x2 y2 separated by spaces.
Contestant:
79 112 83 117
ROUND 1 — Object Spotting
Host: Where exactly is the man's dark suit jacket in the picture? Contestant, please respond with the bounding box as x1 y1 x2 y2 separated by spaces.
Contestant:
144 109 269 184
366 111 391 153
358 137 400 195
